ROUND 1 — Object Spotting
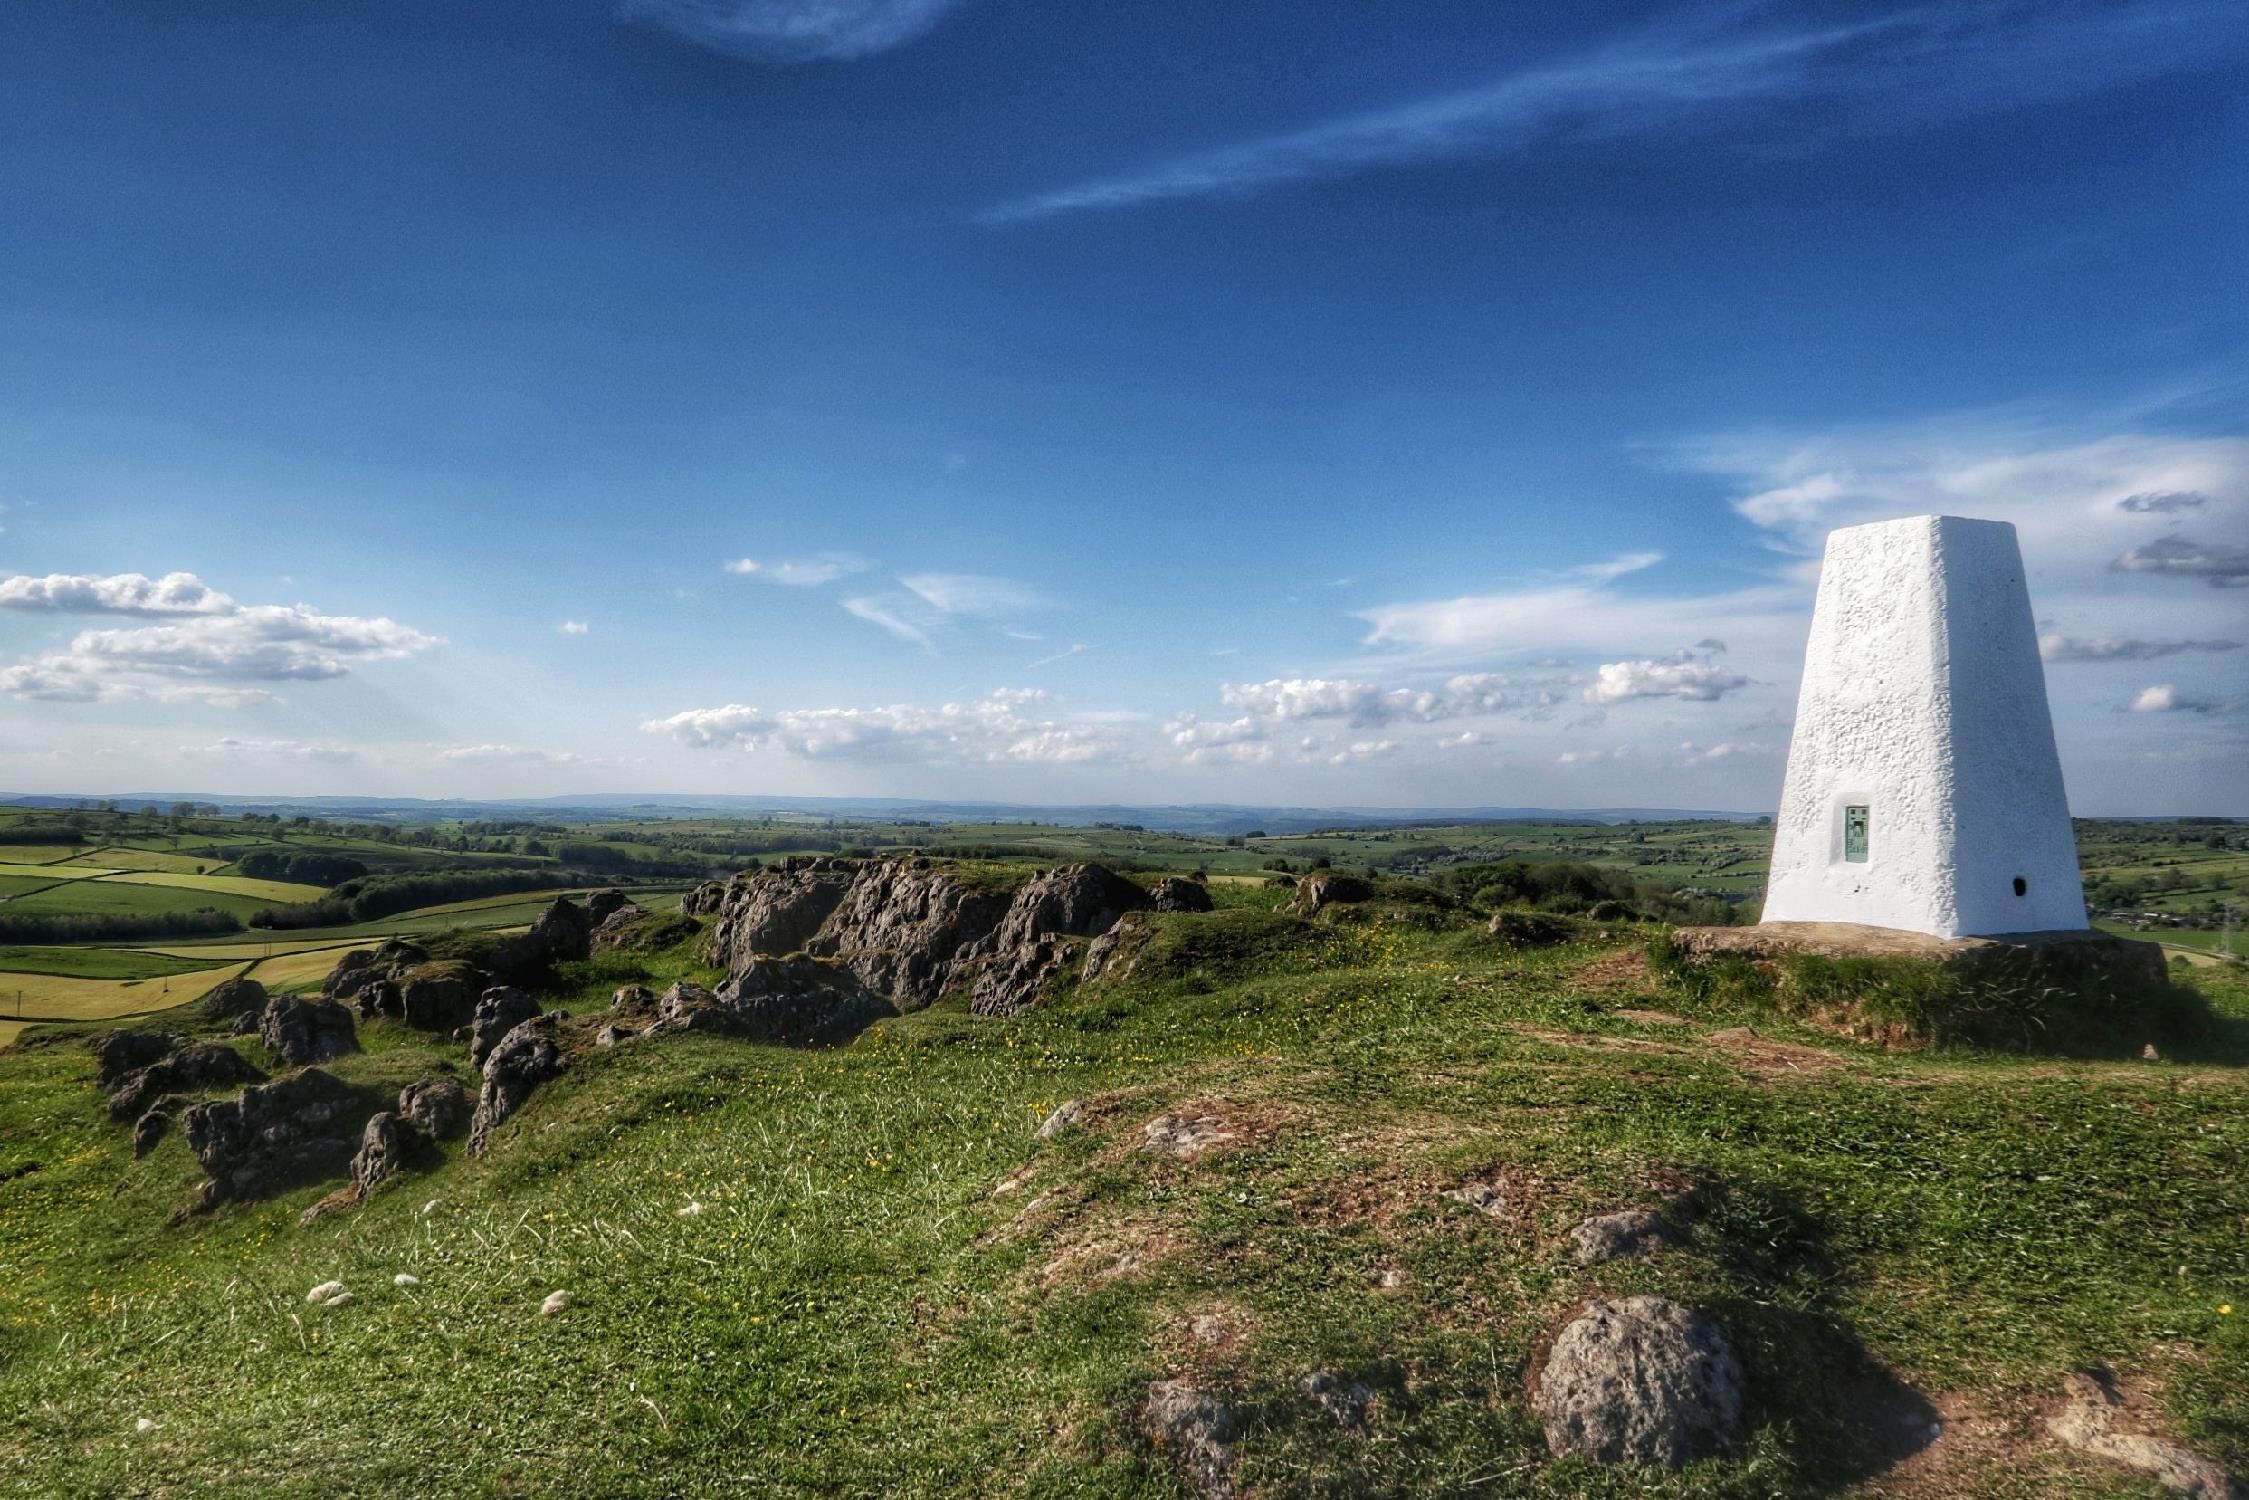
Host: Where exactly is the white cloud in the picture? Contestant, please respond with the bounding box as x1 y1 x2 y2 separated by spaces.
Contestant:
440 744 587 765
643 687 1128 764
0 570 236 615
2117 490 2208 513
2039 634 2240 663
1676 739 1773 762
1583 659 1751 705
841 594 935 652
0 571 437 705
2112 536 2249 588
558 620 590 636
2129 684 2219 714
621 0 969 64
984 2 2222 221
184 737 356 763
724 552 870 586
897 572 1048 618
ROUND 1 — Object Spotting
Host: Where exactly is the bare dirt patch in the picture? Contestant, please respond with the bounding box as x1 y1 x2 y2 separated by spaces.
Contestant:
1701 1025 1849 1080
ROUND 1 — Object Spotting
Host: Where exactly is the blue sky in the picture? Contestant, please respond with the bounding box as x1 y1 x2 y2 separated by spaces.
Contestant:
0 0 2242 811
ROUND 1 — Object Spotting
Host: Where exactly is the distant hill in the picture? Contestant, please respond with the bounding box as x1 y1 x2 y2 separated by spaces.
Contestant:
0 791 1762 836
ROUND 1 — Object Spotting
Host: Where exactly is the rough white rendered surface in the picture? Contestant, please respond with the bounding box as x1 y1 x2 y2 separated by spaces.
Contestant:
1763 515 2087 938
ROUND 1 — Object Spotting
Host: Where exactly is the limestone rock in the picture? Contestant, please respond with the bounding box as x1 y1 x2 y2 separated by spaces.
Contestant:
2047 1368 2241 1499
1300 1369 1375 1429
397 1077 468 1139
396 960 483 1030
522 896 595 965
706 858 860 966
1144 1380 1239 1499
131 1109 169 1158
1290 873 1375 914
1147 877 1215 914
1036 1099 1087 1139
350 1110 422 1199
89 1029 181 1090
970 864 1148 1016
198 975 267 1025
680 879 729 917
1569 1209 1679 1264
1534 1296 1742 1466
258 994 360 1066
181 1068 366 1210
467 1015 567 1157
1143 1111 1238 1160
467 986 542 1070
808 860 1011 1008
107 1042 262 1123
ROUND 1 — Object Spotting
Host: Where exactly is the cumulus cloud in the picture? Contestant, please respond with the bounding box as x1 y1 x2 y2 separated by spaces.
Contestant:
725 552 871 586
1676 739 1772 762
2112 536 2249 588
2040 634 2240 663
2118 490 2208 513
1583 659 1751 704
0 571 236 615
2129 683 2219 714
643 687 1124 764
621 0 969 64
557 621 590 636
0 570 437 705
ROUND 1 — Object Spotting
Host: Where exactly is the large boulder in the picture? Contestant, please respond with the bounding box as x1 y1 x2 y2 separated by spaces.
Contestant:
180 1068 366 1210
258 994 360 1066
199 975 267 1025
709 962 891 1045
467 986 542 1070
106 1042 263 1122
349 1110 422 1198
970 864 1149 1017
396 960 483 1030
808 862 1012 1008
467 1015 568 1157
1534 1296 1743 1466
681 878 729 917
1291 872 1376 914
1144 1380 1239 1499
397 1077 469 1139
1147 877 1215 914
589 897 648 950
89 1030 182 1090
522 896 595 965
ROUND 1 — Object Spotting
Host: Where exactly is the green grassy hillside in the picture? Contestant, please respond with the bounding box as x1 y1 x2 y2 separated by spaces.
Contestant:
0 883 2241 1497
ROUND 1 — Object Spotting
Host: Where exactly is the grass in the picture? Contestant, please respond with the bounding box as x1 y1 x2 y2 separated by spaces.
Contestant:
0 860 120 880
91 870 330 903
0 946 229 981
56 847 227 875
0 880 275 922
0 961 252 1023
0 845 88 866
0 892 2242 1497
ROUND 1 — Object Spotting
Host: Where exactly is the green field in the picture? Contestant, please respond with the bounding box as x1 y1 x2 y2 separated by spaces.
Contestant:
0 946 227 981
0 874 2241 1496
0 880 277 922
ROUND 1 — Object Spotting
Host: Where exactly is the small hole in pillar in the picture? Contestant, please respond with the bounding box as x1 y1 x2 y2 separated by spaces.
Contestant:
2012 876 2028 897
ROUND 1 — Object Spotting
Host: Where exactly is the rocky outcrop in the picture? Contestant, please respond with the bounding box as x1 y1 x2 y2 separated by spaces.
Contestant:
397 1078 468 1139
1147 877 1215 914
970 864 1150 1017
90 1030 181 1090
804 862 1012 1007
181 1068 367 1212
1569 1209 1679 1264
199 975 267 1025
522 897 595 966
349 1111 420 1198
589 892 647 950
467 986 542 1070
468 1014 568 1157
324 939 428 1014
1291 872 1375 914
131 1109 170 1157
258 994 359 1066
681 879 728 917
397 960 483 1030
105 1041 263 1122
706 858 859 966
1534 1296 1742 1466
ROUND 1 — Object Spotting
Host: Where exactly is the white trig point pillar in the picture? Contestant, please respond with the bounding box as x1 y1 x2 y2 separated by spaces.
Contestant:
1762 514 2088 938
